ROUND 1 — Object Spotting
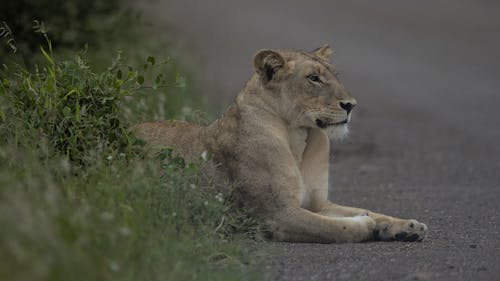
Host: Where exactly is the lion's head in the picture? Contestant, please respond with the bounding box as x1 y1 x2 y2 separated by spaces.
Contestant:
253 45 356 140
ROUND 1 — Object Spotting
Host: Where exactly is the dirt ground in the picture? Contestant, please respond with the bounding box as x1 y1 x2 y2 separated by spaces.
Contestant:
143 1 500 280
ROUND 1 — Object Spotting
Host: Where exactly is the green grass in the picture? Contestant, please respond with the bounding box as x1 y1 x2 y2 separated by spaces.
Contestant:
0 147 259 281
0 33 260 281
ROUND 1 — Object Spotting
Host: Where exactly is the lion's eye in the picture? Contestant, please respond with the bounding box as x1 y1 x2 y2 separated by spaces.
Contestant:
307 75 321 83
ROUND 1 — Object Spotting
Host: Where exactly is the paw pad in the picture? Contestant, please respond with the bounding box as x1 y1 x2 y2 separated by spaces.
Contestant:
394 231 408 240
394 232 422 242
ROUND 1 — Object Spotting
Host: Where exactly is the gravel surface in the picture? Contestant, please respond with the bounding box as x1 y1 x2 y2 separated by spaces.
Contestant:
143 1 500 280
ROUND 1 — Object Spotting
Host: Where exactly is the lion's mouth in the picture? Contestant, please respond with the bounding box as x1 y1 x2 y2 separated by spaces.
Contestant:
315 119 348 129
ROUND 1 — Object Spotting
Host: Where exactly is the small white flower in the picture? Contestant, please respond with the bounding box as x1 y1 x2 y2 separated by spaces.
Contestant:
190 184 196 190
181 106 192 115
172 212 177 217
215 192 224 202
100 211 114 221
60 159 71 173
109 261 120 272
119 153 126 157
118 227 131 236
201 151 208 162
106 155 113 161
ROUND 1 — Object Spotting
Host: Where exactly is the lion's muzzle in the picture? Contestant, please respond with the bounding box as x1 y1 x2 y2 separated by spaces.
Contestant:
315 118 348 129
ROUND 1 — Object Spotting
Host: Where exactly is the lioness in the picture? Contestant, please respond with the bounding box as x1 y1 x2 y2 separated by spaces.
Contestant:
133 45 428 243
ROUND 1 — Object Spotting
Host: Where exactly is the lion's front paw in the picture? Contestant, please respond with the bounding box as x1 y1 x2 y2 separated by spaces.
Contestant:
374 219 428 242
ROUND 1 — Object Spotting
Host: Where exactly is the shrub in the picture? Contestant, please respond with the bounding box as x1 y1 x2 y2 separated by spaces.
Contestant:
0 146 258 281
0 39 259 281
0 36 187 166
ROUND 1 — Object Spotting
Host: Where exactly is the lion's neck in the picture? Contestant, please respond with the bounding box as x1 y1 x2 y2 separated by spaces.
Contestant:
288 127 309 163
236 75 298 119
205 75 306 158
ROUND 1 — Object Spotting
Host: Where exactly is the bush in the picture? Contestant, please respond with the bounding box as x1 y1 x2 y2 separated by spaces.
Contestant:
0 147 258 281
0 42 259 281
0 35 195 166
1 45 132 165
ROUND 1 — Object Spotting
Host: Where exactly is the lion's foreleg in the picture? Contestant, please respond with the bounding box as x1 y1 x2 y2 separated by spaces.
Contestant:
301 128 428 242
300 128 330 211
316 203 428 242
238 130 375 243
267 206 375 243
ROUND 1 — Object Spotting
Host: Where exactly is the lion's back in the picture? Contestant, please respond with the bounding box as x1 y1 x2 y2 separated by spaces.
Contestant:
131 120 206 162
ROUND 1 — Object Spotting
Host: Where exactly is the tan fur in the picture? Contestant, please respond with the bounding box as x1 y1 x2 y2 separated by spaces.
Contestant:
132 46 428 243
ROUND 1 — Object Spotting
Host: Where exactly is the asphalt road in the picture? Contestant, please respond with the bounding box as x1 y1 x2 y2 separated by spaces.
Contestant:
143 1 500 280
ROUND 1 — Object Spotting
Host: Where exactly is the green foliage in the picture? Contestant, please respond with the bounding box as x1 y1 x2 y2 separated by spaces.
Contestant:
0 41 259 281
154 149 260 239
0 1 258 278
0 38 193 166
0 147 258 281
2 51 127 165
0 21 17 53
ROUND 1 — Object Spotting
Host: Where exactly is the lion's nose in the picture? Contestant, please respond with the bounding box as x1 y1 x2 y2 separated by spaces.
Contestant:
339 101 355 114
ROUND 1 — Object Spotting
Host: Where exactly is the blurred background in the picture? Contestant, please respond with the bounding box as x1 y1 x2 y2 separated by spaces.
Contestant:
1 0 499 280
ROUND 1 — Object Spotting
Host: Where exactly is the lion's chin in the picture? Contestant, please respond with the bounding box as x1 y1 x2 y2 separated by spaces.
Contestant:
324 124 349 141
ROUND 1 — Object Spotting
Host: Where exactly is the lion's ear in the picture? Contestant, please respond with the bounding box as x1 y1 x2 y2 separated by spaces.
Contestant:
312 44 333 61
253 50 285 83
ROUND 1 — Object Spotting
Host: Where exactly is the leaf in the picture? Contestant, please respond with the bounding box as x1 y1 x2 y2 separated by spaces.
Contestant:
175 73 186 88
63 106 71 117
62 89 78 100
147 56 155 66
117 70 122 79
137 75 144 85
40 46 55 66
155 73 163 85
161 57 171 64
75 102 80 122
